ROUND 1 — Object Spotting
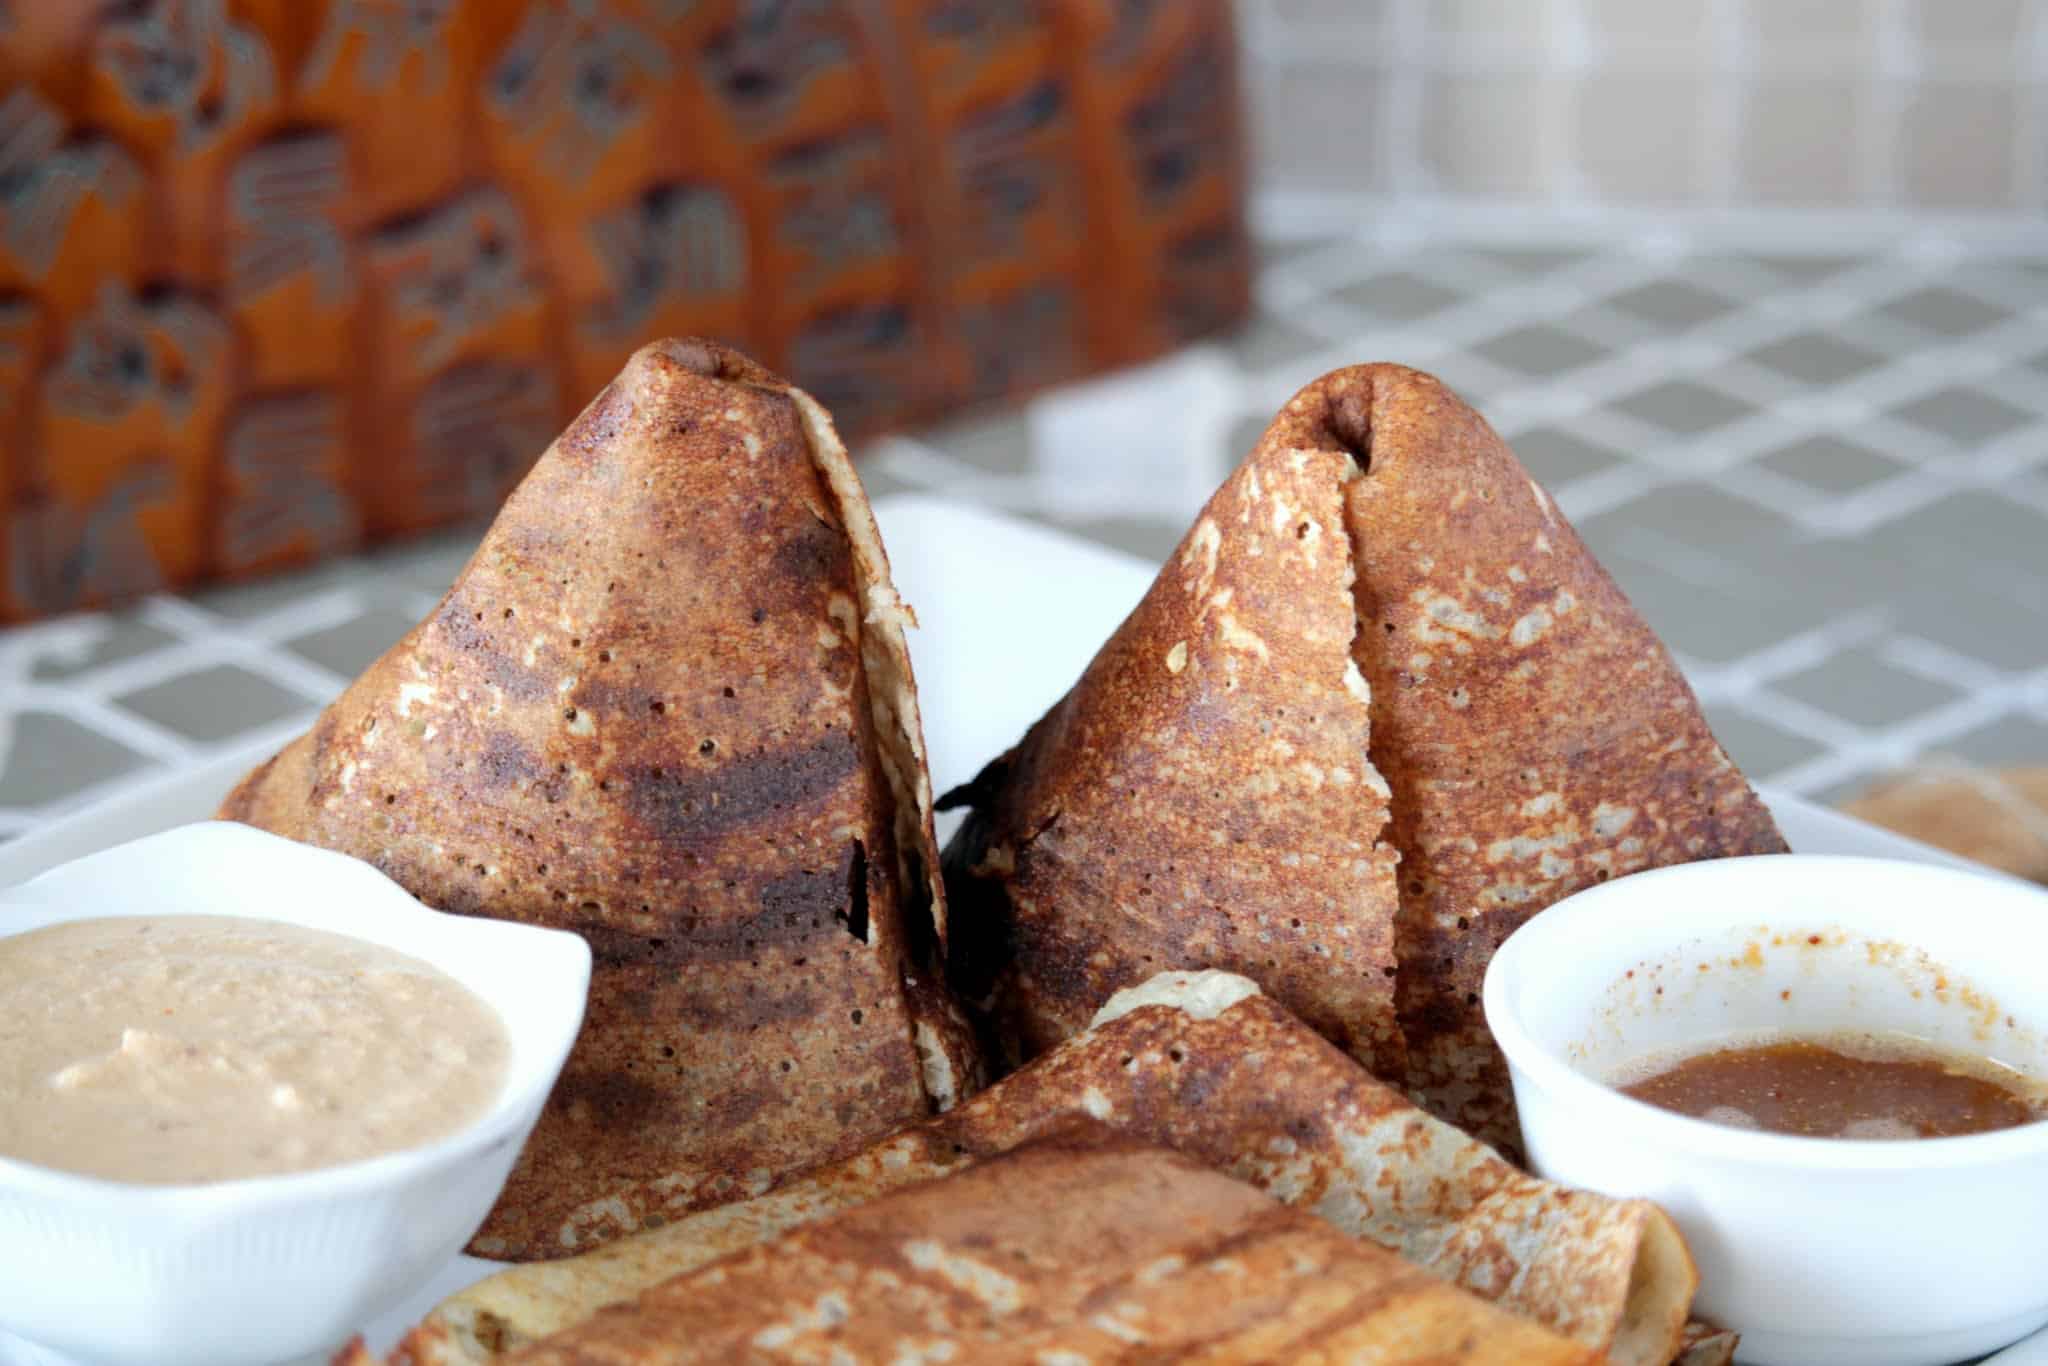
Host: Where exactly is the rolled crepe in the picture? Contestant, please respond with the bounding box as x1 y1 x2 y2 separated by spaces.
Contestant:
494 1123 1595 1365
222 339 979 1260
385 972 1694 1366
942 363 1785 1150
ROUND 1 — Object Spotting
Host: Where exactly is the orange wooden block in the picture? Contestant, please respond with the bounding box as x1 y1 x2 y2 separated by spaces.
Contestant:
0 0 1248 623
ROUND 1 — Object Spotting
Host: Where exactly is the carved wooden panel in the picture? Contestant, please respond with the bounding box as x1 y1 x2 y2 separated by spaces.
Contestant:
0 0 1247 622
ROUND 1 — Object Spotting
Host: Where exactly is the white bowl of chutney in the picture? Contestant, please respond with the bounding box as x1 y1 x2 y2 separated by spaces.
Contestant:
1485 853 2048 1366
0 821 590 1366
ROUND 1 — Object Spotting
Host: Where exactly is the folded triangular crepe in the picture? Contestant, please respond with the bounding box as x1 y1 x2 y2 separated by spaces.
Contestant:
381 972 1694 1366
221 339 978 1260
942 363 1786 1151
489 1122 1596 1365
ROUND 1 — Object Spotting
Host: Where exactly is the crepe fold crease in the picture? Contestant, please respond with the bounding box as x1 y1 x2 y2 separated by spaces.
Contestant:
940 362 1786 1149
221 338 980 1261
376 972 1696 1366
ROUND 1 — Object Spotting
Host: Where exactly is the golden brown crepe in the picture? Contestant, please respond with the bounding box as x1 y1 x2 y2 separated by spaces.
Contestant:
382 972 1694 1366
222 338 979 1261
498 1122 1596 1366
942 362 1786 1150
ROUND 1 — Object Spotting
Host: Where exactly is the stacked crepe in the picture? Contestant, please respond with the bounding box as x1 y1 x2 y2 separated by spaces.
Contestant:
482 1126 1596 1365
217 340 1773 1361
360 975 1693 1364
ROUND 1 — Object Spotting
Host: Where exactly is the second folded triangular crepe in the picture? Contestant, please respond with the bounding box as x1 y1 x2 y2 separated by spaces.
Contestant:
942 363 1785 1151
221 339 979 1259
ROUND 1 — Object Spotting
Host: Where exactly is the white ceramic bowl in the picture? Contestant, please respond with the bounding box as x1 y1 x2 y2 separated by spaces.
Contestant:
0 822 590 1366
1485 853 2048 1366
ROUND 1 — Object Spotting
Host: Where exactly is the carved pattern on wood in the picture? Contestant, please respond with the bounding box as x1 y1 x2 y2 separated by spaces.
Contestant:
0 0 1246 619
789 301 917 434
369 188 540 377
700 0 851 134
302 0 458 93
959 282 1074 402
488 0 670 182
769 132 900 283
44 282 226 430
0 89 141 282
950 81 1070 256
92 0 276 152
407 360 558 525
1126 31 1231 206
219 390 359 573
583 182 746 342
9 464 173 615
227 132 349 306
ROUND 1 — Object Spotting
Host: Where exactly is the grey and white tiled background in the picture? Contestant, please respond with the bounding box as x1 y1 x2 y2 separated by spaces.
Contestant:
1247 0 2048 211
4 205 2045 840
2 0 2045 843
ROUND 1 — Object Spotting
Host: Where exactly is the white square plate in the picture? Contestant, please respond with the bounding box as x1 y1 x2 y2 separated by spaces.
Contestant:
0 495 1993 1364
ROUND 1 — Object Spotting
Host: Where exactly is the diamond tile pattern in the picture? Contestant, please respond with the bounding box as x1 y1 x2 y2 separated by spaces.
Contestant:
1889 387 2035 445
1941 715 2048 769
26 618 177 682
1473 325 1607 377
285 608 421 678
1878 287 2011 337
1227 312 1332 373
116 666 316 745
1746 333 1885 386
1332 271 1463 320
1472 247 1594 275
4 220 2047 839
1699 705 1831 777
1603 280 1739 328
1757 436 1906 493
1503 427 1627 484
1611 380 1756 435
1774 648 1964 727
0 714 146 807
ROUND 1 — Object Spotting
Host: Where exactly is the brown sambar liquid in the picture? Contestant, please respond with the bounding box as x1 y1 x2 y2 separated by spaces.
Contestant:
1618 1036 2045 1139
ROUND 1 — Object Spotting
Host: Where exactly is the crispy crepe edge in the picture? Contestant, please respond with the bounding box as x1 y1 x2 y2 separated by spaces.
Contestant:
490 1120 1596 1365
785 385 978 1105
375 972 1694 1366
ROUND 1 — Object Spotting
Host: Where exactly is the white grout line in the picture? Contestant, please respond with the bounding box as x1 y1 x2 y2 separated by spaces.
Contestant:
14 693 195 766
1880 635 2024 698
1679 609 1895 694
1766 688 2033 796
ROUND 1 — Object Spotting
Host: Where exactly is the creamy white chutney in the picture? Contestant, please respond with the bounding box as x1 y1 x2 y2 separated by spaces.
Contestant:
0 914 510 1184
